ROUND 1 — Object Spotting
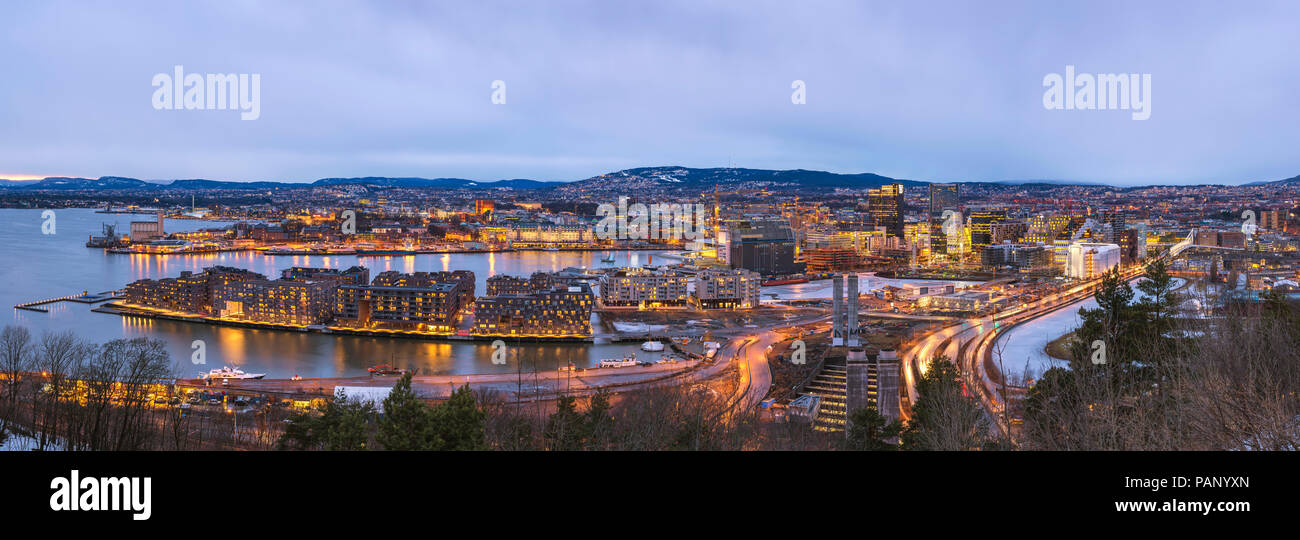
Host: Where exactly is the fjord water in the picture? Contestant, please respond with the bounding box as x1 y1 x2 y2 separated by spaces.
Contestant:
1 209 660 378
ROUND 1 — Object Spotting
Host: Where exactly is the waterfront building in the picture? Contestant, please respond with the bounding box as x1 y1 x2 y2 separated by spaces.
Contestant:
692 268 760 309
335 271 476 332
472 283 595 337
505 222 593 249
213 279 334 325
281 266 370 286
124 266 266 315
599 267 689 308
486 275 533 296
128 211 165 242
720 219 804 276
486 272 558 296
1066 242 1122 279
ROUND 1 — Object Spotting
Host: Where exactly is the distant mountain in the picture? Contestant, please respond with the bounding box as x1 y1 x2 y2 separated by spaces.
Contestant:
559 166 924 193
7 167 1293 193
167 179 305 190
7 176 154 190
311 177 477 188
1255 173 1300 187
309 177 565 189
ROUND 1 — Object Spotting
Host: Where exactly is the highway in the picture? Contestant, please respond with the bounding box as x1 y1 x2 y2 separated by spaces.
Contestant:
900 232 1197 434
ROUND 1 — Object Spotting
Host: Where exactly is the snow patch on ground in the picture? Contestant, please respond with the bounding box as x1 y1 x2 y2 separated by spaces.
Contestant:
612 322 668 333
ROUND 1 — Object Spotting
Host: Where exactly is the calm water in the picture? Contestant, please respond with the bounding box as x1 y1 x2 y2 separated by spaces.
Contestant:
1 209 670 378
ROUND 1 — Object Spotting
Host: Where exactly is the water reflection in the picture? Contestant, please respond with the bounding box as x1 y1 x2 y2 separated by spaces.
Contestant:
0 209 663 378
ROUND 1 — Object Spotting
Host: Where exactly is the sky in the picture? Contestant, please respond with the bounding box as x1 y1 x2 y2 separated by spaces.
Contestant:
2 0 1298 186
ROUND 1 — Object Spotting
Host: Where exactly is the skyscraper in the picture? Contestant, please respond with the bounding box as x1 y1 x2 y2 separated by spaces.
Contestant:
928 183 960 218
968 210 1006 251
869 183 904 238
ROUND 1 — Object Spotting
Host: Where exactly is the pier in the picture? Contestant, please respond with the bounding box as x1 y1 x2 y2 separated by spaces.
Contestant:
14 290 123 313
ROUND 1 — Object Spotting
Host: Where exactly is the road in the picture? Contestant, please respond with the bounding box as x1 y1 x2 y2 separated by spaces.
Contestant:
900 247 1186 434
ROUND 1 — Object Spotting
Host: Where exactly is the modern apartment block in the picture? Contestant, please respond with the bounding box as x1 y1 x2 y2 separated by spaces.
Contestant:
485 272 555 296
124 266 266 315
280 265 370 286
472 283 595 337
692 268 760 309
213 279 334 325
599 267 689 308
335 270 476 332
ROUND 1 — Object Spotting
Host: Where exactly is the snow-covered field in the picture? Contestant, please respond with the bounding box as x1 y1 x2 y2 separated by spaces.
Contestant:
996 278 1185 381
611 322 668 333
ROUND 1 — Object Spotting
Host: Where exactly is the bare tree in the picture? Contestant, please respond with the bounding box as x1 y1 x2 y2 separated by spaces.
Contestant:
0 325 33 434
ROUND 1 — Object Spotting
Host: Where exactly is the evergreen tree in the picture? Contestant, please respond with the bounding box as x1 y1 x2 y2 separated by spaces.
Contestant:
845 405 902 451
278 391 375 451
377 373 438 450
583 390 615 450
430 383 487 451
901 356 990 450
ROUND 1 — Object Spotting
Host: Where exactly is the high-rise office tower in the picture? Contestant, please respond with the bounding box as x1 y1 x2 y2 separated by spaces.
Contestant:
869 183 904 238
968 210 1006 251
928 183 960 218
1104 210 1126 244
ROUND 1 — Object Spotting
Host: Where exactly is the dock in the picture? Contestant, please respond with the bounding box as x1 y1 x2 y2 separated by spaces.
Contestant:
15 291 123 313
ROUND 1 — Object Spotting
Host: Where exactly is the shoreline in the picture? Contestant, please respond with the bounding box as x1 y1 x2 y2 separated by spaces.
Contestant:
95 303 596 343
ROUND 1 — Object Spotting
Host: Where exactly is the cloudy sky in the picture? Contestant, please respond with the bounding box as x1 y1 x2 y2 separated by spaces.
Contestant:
2 0 1297 185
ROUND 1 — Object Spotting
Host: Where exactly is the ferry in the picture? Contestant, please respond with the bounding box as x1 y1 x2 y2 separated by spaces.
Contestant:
200 366 266 380
641 340 665 352
599 354 638 368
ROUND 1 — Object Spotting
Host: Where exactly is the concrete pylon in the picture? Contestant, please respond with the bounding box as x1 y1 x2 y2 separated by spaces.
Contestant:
846 273 859 346
831 274 845 346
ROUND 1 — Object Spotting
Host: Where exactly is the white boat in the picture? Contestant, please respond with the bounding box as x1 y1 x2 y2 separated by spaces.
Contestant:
200 366 266 380
641 341 665 352
599 354 638 368
601 253 616 263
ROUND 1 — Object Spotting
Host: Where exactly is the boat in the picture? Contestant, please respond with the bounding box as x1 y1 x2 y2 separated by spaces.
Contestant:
368 364 409 376
641 340 665 352
601 253 616 263
544 247 560 252
599 354 638 368
199 366 265 380
761 278 810 287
